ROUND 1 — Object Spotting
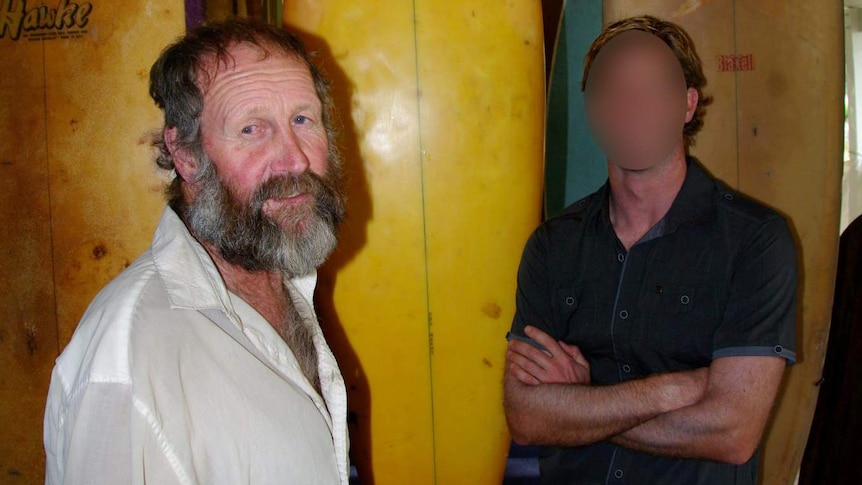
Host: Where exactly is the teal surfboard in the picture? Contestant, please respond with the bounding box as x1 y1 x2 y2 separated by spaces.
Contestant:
544 0 606 217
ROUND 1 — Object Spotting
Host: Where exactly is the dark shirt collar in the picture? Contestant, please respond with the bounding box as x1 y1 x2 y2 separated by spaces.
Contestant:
598 156 718 242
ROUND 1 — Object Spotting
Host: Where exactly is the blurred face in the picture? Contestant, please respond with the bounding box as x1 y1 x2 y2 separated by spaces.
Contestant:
182 43 345 275
584 31 694 171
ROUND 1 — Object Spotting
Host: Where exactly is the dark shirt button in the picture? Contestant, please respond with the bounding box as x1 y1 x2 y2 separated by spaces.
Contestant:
617 253 625 262
619 310 629 320
724 193 734 200
565 296 575 306
622 364 632 373
680 294 691 305
614 469 624 479
775 345 784 354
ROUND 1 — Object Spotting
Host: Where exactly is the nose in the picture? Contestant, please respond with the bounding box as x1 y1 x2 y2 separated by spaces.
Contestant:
270 128 310 175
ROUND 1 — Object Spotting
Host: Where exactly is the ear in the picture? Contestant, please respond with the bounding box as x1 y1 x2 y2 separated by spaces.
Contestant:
684 87 699 123
164 126 198 182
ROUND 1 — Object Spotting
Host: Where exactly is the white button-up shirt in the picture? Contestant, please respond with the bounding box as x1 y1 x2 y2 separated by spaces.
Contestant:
44 207 349 484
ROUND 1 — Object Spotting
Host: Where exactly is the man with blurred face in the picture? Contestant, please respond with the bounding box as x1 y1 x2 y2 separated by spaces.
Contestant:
44 19 349 484
504 16 797 484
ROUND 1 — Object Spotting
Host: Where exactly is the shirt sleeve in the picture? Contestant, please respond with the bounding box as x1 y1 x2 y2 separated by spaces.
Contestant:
45 378 134 485
44 377 185 485
508 225 561 344
712 215 798 364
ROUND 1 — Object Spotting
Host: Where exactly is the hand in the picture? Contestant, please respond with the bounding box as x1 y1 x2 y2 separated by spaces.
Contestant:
507 326 591 386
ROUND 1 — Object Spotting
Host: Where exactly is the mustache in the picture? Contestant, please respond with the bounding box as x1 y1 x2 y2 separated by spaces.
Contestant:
254 172 322 202
248 171 346 226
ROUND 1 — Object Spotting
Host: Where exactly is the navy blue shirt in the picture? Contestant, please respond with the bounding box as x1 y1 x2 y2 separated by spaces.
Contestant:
509 158 798 484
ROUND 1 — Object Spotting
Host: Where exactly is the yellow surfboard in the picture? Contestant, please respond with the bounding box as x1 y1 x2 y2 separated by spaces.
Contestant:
284 2 546 483
0 1 184 480
601 2 843 483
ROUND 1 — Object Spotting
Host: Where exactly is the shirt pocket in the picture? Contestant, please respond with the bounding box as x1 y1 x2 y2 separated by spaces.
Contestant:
554 286 606 354
638 284 720 366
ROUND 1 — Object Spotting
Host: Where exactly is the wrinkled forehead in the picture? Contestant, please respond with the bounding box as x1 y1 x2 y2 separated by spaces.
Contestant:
196 41 312 94
589 30 684 82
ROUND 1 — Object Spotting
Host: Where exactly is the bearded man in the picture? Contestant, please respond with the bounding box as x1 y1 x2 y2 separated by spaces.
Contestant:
44 18 350 484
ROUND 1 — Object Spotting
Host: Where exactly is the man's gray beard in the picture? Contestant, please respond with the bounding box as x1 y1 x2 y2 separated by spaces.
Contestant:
182 153 346 278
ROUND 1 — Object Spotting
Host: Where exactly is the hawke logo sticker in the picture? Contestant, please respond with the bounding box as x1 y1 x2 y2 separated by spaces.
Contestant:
0 0 93 41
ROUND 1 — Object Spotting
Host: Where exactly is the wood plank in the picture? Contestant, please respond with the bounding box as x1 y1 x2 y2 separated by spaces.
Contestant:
0 36 58 484
43 1 184 348
1 2 184 482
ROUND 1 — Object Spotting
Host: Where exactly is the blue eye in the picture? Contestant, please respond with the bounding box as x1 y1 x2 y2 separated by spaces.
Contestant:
241 125 256 135
293 115 309 125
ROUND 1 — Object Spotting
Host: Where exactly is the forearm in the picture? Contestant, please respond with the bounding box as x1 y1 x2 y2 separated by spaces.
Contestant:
504 369 705 447
610 398 745 462
610 357 786 464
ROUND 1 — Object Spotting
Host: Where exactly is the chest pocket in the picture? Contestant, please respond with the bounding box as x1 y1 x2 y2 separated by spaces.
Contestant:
638 284 720 366
554 286 607 355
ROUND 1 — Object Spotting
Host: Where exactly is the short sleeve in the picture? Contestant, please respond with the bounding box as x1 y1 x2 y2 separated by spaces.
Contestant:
508 225 561 341
713 216 798 364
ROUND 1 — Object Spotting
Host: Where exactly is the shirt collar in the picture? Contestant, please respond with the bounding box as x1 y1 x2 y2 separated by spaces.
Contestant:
598 156 717 238
150 207 318 317
662 156 718 232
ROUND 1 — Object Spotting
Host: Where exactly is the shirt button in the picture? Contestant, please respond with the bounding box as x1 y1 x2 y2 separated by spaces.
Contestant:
622 364 632 373
619 310 629 320
724 193 735 200
617 253 625 262
614 469 624 479
774 345 784 354
680 294 691 305
565 296 575 306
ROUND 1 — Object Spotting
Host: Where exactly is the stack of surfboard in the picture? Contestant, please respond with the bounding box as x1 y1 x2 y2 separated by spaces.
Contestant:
2 1 839 483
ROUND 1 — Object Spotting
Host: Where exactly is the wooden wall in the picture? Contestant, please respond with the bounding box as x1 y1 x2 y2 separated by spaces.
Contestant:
0 2 184 482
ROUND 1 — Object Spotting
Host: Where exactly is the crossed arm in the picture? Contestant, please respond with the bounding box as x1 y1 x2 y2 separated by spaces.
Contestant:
503 326 786 465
